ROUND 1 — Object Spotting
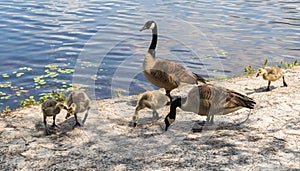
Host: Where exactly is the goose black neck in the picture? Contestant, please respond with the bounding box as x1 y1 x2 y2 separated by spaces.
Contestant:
148 25 157 53
169 98 182 119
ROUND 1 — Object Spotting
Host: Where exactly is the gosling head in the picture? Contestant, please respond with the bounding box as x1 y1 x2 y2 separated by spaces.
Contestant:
56 103 68 110
65 103 76 119
256 68 267 77
140 20 156 31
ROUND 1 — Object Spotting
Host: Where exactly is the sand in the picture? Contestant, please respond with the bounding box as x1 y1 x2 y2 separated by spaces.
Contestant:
0 66 299 170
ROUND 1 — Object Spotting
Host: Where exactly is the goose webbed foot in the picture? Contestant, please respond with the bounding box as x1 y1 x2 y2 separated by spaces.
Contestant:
133 122 137 127
283 82 288 87
73 122 81 129
51 124 60 129
45 128 50 135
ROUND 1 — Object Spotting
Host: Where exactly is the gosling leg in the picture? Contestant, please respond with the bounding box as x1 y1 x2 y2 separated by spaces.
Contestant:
282 76 288 87
266 81 271 91
51 115 60 129
73 113 81 128
43 115 50 135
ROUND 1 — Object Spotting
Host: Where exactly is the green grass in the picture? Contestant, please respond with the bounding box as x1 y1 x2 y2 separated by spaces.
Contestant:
244 59 299 76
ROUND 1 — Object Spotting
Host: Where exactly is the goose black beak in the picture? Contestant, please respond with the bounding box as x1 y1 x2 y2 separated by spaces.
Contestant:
140 27 147 32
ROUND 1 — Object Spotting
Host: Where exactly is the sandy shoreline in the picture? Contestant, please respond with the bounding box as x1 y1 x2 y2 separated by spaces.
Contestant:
0 66 299 170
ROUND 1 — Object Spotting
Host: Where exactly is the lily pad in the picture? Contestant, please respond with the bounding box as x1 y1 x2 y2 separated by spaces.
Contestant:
2 74 9 78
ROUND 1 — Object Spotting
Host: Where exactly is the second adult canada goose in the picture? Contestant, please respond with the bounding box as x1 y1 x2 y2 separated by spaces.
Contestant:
41 99 68 135
256 67 287 91
65 90 91 128
140 20 206 101
164 84 256 131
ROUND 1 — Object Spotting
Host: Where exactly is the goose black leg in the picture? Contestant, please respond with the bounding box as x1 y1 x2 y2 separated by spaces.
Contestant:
266 81 271 91
283 76 288 87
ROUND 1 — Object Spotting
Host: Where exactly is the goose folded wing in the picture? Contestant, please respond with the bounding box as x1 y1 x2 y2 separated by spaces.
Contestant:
153 58 199 85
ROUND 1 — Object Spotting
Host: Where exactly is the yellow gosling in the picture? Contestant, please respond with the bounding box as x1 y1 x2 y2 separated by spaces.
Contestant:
256 67 287 91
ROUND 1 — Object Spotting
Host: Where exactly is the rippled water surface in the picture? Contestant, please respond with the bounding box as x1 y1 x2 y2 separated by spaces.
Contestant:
0 0 299 110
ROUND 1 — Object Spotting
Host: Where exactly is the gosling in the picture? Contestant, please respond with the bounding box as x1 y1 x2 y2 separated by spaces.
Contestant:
132 90 169 127
65 90 91 128
256 67 287 91
41 99 68 135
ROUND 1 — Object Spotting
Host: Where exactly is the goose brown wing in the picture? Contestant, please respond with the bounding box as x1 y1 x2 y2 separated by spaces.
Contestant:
153 58 202 85
197 85 255 115
144 68 178 90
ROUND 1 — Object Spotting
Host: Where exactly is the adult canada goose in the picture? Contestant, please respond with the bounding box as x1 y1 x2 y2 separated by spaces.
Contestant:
41 99 68 135
140 20 206 101
132 90 169 127
164 84 256 131
65 90 91 128
256 67 287 91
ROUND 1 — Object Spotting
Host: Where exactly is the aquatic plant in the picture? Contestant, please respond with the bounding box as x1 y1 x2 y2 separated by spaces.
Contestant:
1 106 11 113
20 96 39 108
244 65 255 75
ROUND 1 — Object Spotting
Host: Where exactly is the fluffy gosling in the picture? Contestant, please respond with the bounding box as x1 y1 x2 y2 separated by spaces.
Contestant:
256 67 287 91
65 90 91 128
41 99 68 135
132 90 169 127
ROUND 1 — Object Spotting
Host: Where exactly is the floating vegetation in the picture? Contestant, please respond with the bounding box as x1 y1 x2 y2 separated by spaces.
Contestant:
221 50 228 56
16 72 25 77
0 82 15 88
57 68 74 74
0 63 81 113
20 96 39 108
45 64 58 70
19 67 32 71
2 73 9 78
1 94 11 100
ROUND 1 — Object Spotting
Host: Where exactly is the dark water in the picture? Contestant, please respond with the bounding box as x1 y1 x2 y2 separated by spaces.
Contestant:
0 0 299 111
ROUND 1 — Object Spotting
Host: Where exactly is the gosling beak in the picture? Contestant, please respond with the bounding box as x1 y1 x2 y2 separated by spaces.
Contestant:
65 114 70 119
256 73 259 77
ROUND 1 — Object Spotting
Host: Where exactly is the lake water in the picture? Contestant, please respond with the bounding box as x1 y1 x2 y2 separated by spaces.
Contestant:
0 0 299 111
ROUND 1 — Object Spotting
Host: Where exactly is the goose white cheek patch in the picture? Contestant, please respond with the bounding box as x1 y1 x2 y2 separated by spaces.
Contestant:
150 22 156 29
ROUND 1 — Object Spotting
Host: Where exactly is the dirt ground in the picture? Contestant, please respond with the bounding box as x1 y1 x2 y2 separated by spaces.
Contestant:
0 67 299 170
